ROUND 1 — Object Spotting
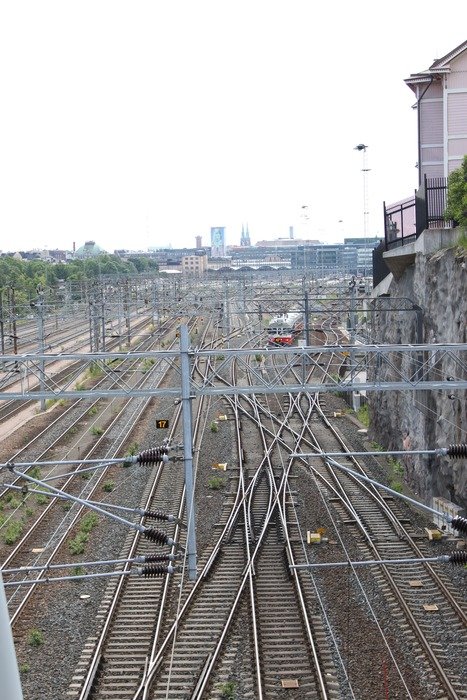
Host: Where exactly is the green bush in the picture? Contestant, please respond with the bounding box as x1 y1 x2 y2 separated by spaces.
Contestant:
91 425 104 436
80 512 99 533
69 532 88 555
28 629 44 647
2 520 24 545
445 155 467 227
102 481 115 492
210 421 219 432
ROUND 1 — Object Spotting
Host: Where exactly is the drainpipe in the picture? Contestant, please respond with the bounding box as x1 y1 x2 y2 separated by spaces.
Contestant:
416 75 434 187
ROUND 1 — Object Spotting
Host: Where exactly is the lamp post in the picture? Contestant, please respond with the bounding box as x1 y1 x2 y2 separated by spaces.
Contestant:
354 144 370 237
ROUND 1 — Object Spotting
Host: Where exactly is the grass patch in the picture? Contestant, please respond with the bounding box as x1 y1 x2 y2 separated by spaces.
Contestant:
210 421 219 433
356 403 369 427
88 362 103 378
219 681 237 699
208 476 225 490
141 358 155 373
456 230 467 250
389 457 404 493
102 481 115 493
91 425 104 436
370 441 384 452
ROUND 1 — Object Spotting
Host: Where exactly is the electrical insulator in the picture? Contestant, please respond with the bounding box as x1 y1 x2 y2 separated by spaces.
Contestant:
143 528 175 546
137 564 179 577
448 551 467 566
144 553 181 563
446 444 467 459
144 509 178 523
137 447 169 464
450 516 467 535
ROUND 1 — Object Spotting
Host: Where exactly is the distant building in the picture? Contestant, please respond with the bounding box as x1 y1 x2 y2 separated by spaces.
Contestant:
256 238 320 247
291 238 380 277
405 39 467 182
74 240 107 259
211 227 226 257
181 252 208 275
48 249 67 262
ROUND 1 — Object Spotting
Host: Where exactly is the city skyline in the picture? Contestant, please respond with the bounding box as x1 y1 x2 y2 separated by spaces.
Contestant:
1 2 466 253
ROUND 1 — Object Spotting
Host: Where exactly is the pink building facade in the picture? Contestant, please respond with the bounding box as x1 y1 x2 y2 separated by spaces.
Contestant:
405 40 467 183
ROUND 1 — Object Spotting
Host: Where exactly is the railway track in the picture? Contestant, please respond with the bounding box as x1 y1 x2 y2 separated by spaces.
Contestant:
1 291 465 700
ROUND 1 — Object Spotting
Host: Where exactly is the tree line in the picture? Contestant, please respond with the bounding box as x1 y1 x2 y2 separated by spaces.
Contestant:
0 254 159 310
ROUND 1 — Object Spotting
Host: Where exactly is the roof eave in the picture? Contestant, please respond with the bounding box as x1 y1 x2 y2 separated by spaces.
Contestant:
429 40 467 70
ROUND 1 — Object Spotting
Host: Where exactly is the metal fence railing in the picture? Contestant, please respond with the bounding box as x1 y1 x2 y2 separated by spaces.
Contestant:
384 175 456 250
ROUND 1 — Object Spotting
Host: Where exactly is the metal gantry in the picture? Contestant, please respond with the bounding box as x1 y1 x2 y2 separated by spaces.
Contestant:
0 342 466 401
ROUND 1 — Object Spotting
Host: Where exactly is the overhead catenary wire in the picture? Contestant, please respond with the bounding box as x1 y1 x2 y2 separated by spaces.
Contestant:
3 553 182 576
290 451 467 533
2 465 183 546
290 551 467 570
3 565 179 588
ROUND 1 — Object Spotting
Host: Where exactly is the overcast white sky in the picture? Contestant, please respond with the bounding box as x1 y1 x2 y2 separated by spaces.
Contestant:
0 2 466 254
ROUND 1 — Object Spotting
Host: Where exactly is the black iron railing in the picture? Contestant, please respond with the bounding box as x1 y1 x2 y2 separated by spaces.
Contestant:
384 175 455 250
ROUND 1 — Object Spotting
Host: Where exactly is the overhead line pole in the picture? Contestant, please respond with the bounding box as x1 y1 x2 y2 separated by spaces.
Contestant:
180 324 197 580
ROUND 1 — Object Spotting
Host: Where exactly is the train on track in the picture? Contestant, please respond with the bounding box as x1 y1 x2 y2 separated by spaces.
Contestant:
267 312 304 345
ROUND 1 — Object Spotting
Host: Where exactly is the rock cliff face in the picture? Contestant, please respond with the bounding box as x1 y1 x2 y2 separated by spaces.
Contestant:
368 243 466 513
